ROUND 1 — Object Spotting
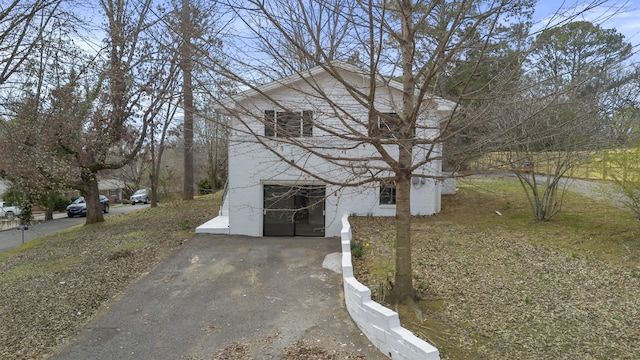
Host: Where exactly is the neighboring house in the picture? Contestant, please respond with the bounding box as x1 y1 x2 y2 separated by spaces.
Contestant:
198 62 455 237
98 179 126 203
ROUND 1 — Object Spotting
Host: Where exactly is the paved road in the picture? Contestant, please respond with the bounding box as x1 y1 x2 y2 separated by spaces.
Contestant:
0 204 150 254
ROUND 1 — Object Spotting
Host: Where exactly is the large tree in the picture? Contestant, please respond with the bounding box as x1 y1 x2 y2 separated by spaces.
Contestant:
493 20 635 221
0 0 81 221
215 0 541 303
1 0 173 224
154 0 226 200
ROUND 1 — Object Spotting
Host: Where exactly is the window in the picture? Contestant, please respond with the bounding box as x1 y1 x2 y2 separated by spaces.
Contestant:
264 110 313 137
372 112 415 139
378 113 400 138
380 183 396 205
265 110 275 136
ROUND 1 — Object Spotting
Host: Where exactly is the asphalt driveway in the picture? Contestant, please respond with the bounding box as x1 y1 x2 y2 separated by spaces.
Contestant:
50 234 385 359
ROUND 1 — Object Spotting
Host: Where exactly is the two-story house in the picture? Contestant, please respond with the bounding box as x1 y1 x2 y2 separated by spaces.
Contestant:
197 62 455 237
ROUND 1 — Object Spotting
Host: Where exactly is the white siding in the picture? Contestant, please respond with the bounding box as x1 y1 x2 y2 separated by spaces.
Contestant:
227 139 443 237
221 64 454 237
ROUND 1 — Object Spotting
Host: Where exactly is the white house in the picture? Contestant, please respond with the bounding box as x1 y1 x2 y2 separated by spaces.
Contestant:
197 62 455 237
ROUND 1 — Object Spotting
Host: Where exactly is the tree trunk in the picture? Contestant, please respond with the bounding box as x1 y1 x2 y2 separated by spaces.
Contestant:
393 172 414 302
181 0 194 200
391 0 416 304
82 170 104 224
45 207 53 221
150 171 159 207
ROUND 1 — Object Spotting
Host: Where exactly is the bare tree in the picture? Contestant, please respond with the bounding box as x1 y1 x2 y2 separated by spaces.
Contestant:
154 0 227 200
0 1 83 222
194 106 228 192
178 0 195 200
1 0 176 224
0 0 64 88
490 20 635 221
214 0 545 303
149 96 182 206
45 0 177 223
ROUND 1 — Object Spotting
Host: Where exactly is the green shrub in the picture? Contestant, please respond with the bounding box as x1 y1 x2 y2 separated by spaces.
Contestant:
53 194 71 212
351 242 365 258
198 178 212 195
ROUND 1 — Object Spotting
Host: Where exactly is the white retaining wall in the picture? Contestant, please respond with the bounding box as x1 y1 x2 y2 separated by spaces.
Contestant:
340 214 440 360
0 219 19 231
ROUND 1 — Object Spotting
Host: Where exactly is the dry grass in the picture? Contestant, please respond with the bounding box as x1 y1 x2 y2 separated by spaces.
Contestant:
352 177 640 360
0 194 220 360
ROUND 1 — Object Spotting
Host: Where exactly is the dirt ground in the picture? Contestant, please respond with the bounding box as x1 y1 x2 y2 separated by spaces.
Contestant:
350 176 640 359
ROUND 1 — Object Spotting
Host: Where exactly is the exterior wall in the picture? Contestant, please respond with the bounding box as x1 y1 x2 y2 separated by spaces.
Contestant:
227 139 442 237
222 65 454 237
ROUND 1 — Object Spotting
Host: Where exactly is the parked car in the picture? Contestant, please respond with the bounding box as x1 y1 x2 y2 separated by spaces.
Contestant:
0 201 21 220
66 195 110 217
130 189 150 205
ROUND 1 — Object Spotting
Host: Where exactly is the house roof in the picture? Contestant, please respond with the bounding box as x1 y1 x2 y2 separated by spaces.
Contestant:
98 179 125 191
216 61 456 113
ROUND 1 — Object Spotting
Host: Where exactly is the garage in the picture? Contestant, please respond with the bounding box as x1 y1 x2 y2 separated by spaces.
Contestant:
263 185 325 237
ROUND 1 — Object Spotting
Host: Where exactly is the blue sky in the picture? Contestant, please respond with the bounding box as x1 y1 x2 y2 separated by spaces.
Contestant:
533 1 640 50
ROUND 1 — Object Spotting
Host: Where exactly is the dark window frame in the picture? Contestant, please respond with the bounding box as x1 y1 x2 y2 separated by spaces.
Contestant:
380 182 396 205
372 112 417 139
264 110 313 137
265 110 275 136
378 112 401 139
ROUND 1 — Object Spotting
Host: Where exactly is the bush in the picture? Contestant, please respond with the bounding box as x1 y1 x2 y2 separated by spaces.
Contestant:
198 178 212 195
607 146 640 219
351 242 365 259
1 186 22 206
53 194 71 212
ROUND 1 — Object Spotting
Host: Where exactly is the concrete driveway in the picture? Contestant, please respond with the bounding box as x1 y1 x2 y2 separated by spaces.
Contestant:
50 234 386 359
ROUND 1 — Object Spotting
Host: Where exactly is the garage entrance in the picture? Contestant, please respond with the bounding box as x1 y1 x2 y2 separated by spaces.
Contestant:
263 185 325 237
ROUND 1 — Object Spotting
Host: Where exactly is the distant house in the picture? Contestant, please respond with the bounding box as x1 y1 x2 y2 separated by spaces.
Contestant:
197 62 455 237
98 179 126 203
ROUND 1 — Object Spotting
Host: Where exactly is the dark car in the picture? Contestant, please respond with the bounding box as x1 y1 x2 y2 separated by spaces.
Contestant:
66 195 110 217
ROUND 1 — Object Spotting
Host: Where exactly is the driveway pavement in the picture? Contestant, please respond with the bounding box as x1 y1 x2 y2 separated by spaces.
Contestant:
50 234 386 359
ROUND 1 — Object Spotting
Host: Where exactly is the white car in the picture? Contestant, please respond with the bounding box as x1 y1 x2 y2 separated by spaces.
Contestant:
0 201 22 220
130 189 150 205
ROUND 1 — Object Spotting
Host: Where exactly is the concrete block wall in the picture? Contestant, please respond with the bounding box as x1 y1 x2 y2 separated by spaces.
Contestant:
0 220 19 231
340 214 440 360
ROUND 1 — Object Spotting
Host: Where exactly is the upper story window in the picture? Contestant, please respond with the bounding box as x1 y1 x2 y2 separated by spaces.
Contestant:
264 110 313 137
380 182 396 205
373 112 416 139
377 112 401 138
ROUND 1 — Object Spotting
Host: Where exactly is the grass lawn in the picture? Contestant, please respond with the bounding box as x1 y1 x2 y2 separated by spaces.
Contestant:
351 177 640 360
0 194 220 360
